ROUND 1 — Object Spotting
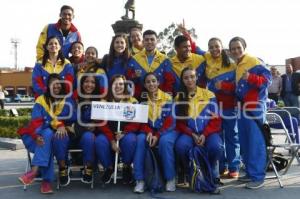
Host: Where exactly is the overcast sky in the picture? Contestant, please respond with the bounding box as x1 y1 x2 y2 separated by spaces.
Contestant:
0 0 299 69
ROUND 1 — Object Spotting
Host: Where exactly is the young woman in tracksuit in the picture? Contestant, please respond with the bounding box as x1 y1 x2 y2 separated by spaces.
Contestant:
133 72 178 193
204 38 240 178
52 74 102 186
18 74 74 194
97 75 141 185
76 46 107 98
174 67 223 185
229 37 271 189
32 36 74 98
100 34 131 81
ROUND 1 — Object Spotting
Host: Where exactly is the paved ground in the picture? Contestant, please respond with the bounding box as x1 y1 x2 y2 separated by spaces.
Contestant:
0 148 299 199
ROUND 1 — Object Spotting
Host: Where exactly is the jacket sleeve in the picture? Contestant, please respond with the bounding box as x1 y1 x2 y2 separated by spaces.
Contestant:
160 59 176 95
176 120 193 137
221 81 236 92
202 98 221 137
247 66 272 89
123 122 141 134
32 63 46 98
36 25 48 61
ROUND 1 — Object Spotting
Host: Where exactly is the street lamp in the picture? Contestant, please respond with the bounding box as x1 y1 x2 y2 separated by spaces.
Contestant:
11 38 20 70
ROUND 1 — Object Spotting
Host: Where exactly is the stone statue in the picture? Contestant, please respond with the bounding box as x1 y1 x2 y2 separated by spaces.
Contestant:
122 0 135 20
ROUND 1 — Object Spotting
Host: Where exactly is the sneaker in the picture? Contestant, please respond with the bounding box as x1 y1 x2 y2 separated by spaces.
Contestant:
134 180 145 193
18 170 36 185
238 175 251 183
122 165 133 184
214 178 224 186
40 181 53 194
228 171 239 178
102 168 114 184
166 178 176 192
220 169 229 178
59 167 70 187
245 180 264 189
81 167 93 184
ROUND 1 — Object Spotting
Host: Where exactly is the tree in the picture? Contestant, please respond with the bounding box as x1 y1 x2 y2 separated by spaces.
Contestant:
157 22 198 57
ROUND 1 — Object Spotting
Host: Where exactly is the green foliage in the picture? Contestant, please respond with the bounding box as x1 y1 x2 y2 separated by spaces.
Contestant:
0 116 31 138
157 22 197 57
0 108 32 117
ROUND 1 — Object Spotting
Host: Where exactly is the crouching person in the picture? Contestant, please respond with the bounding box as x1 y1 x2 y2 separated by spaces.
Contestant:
174 67 223 191
18 74 73 193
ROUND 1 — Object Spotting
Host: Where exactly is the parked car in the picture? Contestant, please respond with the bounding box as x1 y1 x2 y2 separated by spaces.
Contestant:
14 94 34 103
4 97 13 103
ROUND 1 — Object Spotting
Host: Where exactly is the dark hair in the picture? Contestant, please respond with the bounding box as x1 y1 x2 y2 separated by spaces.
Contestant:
174 35 189 48
78 75 101 102
106 34 130 70
229 36 247 50
140 72 160 102
106 75 130 102
60 5 74 13
70 41 84 53
44 73 66 111
143 30 158 38
177 67 196 118
208 37 230 68
85 46 98 58
42 36 65 66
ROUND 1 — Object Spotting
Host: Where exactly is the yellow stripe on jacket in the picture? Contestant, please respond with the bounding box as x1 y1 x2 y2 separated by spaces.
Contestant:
133 49 168 72
147 89 172 122
236 54 261 83
171 53 205 77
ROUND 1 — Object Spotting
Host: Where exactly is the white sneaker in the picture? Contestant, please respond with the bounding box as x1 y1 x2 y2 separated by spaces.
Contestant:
134 180 145 193
166 178 176 192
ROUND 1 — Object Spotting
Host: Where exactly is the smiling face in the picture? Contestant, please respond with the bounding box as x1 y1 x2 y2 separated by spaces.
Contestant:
49 78 62 96
112 77 125 99
60 8 74 27
143 34 157 53
130 29 143 48
85 47 97 63
114 36 126 55
144 74 159 94
82 76 96 95
208 39 222 59
182 69 197 92
46 38 61 54
176 40 191 60
229 40 245 61
71 43 84 58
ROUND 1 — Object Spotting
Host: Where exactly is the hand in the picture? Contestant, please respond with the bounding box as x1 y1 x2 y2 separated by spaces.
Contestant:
197 134 206 146
177 19 188 35
147 133 158 147
242 71 249 80
55 126 68 139
215 81 222 90
115 132 125 141
35 135 44 146
111 140 120 153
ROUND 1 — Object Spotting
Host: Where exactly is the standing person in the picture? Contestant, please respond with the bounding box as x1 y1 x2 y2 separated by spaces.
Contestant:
129 27 144 55
32 36 74 98
281 64 300 107
101 34 131 81
268 66 282 104
104 75 141 185
69 41 85 75
36 5 81 60
170 35 206 94
175 67 223 187
229 37 271 189
205 38 240 178
133 72 178 193
127 30 175 99
17 74 74 194
0 85 8 109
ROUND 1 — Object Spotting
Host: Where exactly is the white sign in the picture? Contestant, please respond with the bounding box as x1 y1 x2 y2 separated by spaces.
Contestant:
91 101 149 123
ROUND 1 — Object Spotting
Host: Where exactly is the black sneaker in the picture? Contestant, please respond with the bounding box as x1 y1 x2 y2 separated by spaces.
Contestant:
59 167 70 187
122 165 133 184
102 168 114 184
214 178 224 186
81 167 93 184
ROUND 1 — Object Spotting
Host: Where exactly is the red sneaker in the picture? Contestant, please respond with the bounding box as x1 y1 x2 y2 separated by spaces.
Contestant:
18 170 36 185
40 181 53 194
229 171 239 178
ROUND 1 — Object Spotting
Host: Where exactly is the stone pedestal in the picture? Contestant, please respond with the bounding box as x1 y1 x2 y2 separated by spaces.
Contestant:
112 19 143 34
